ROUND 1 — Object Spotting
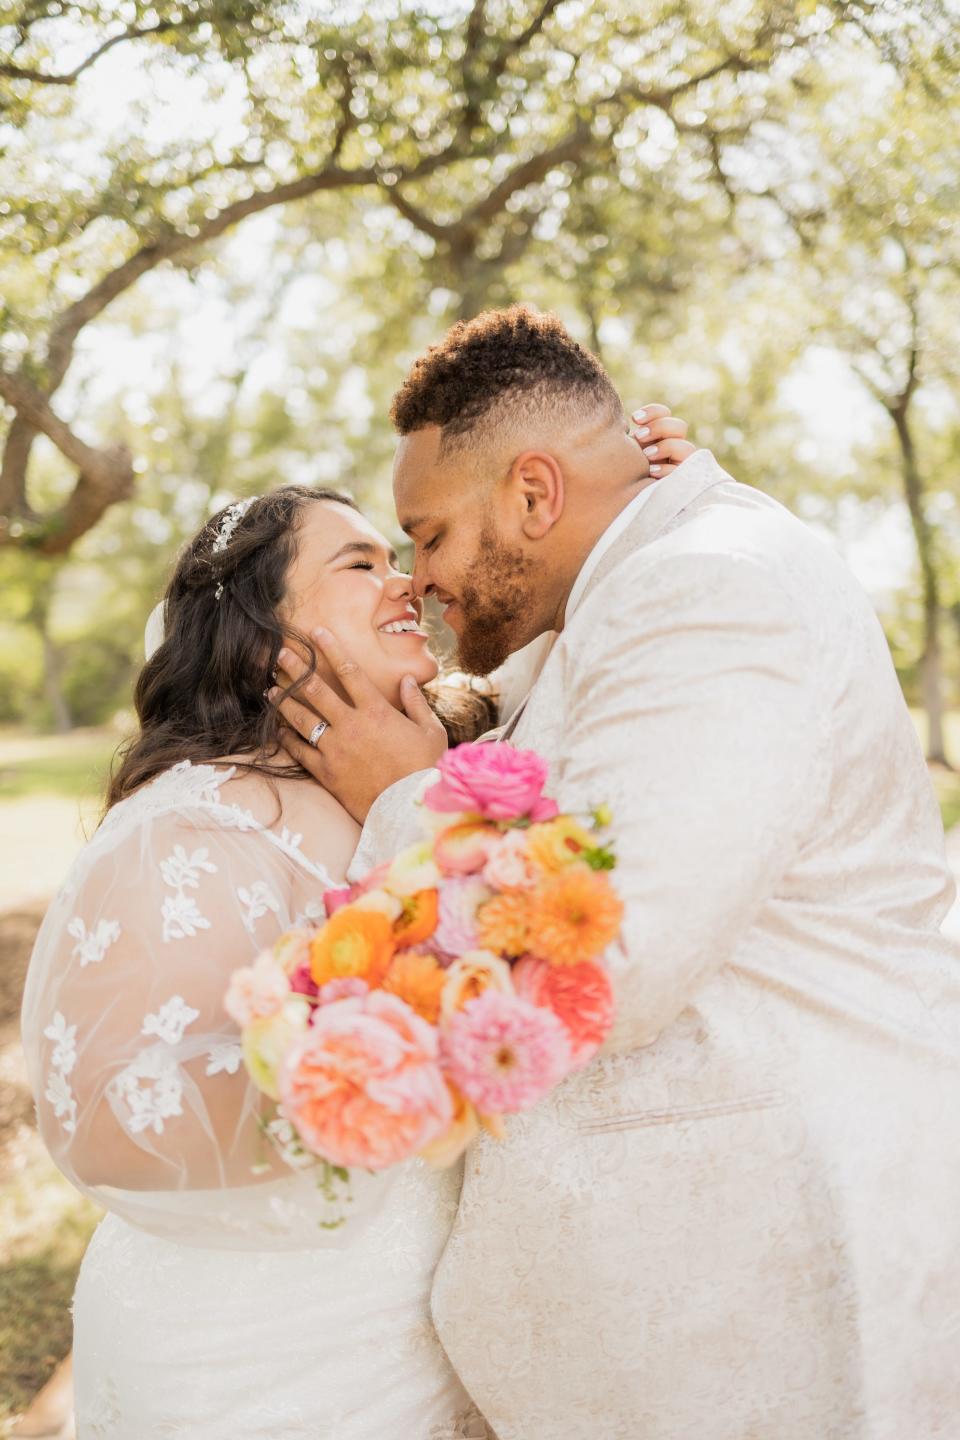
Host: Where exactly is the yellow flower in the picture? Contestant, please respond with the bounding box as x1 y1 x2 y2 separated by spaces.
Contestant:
475 891 531 958
241 997 311 1100
440 950 514 1022
526 869 624 966
386 841 442 897
382 950 447 1024
525 817 596 875
419 1084 480 1168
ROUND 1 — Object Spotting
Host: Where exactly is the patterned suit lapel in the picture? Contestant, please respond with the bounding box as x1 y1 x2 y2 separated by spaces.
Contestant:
489 451 733 744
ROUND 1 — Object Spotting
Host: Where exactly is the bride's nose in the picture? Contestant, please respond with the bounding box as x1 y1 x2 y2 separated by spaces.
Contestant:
384 572 415 602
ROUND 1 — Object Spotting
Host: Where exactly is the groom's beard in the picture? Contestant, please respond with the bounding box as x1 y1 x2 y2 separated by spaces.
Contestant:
455 525 534 676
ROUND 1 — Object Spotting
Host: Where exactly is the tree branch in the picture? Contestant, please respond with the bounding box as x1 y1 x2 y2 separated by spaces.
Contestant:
0 18 203 87
0 369 134 552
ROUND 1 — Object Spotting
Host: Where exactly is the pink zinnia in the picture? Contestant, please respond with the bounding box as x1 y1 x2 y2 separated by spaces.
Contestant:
280 991 453 1170
433 875 492 958
514 956 615 1069
424 742 551 822
441 989 572 1113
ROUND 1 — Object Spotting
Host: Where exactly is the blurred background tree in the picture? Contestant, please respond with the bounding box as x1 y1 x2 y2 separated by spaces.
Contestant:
0 0 958 752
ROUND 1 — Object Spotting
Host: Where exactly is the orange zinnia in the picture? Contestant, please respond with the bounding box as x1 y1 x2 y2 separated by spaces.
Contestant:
526 869 623 966
475 891 530 958
310 907 395 989
382 951 447 1024
393 889 439 949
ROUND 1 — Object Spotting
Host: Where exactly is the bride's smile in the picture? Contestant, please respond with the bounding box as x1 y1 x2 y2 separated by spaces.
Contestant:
281 499 439 707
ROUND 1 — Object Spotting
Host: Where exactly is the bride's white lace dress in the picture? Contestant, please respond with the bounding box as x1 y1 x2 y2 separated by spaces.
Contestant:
21 761 488 1439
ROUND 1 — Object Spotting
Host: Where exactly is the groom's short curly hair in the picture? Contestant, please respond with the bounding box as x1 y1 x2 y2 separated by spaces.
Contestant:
390 305 622 454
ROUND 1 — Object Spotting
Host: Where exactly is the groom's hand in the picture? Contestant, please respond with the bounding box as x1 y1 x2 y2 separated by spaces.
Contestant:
270 629 448 822
630 403 695 474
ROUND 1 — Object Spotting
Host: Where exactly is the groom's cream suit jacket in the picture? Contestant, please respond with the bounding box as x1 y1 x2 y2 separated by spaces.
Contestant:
352 451 960 1440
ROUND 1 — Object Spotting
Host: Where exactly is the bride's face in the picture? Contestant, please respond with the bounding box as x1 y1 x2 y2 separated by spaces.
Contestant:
280 500 439 707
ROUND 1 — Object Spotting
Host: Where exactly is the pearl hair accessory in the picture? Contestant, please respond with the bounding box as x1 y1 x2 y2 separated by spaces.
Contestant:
212 496 260 599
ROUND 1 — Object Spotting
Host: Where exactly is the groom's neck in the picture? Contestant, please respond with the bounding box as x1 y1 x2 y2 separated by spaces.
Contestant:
548 460 654 631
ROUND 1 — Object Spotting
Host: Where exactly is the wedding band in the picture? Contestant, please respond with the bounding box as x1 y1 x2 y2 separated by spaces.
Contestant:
308 720 328 748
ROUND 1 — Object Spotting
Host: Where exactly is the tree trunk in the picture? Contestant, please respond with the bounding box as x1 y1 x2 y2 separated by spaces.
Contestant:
891 402 949 765
40 625 73 735
27 571 73 735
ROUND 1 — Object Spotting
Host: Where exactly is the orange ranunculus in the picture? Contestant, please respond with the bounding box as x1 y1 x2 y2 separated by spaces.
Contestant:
382 950 447 1024
526 868 624 966
419 1082 480 1168
392 889 439 949
309 907 395 989
525 817 595 875
475 891 531 959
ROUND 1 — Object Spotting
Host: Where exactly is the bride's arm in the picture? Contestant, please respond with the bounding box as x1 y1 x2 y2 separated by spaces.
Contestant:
25 809 314 1193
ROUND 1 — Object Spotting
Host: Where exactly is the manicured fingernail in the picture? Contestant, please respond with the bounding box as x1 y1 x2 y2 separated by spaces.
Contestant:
267 686 280 702
643 445 658 457
650 465 663 475
313 626 330 640
278 647 293 666
634 426 650 439
632 408 647 421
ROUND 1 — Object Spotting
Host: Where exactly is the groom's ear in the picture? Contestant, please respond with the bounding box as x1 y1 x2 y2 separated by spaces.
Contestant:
509 450 564 541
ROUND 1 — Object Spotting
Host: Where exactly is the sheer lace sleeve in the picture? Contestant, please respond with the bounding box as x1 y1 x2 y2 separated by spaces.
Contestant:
20 763 374 1248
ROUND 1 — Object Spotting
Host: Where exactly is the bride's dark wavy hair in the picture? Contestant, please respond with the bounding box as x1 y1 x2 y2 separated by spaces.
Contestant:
105 484 495 812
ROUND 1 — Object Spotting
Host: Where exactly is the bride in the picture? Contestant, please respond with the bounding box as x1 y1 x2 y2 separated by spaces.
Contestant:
20 485 494 1440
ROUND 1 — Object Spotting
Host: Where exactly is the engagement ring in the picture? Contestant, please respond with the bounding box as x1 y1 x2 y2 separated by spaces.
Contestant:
308 720 329 747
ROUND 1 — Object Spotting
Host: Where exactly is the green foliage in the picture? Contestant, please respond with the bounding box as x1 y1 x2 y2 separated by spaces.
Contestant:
0 2 957 732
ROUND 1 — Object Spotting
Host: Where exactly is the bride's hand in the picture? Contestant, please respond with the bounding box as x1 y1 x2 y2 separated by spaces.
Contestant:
630 403 695 475
270 630 448 822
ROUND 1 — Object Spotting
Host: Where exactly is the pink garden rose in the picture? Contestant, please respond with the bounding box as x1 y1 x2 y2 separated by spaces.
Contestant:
279 991 453 1170
514 956 615 1069
224 952 290 1026
424 742 553 822
440 989 572 1113
317 976 369 1005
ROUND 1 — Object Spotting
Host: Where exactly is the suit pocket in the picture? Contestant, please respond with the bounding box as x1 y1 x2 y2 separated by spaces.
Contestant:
575 1088 786 1136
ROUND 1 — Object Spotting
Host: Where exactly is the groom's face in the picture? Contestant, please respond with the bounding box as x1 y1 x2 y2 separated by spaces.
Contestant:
394 426 537 674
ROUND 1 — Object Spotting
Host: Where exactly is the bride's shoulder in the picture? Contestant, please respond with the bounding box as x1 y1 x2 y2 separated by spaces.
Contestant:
214 762 361 877
102 759 359 865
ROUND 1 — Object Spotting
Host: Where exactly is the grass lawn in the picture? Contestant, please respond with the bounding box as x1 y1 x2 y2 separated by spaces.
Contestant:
0 727 119 803
0 1148 100 1427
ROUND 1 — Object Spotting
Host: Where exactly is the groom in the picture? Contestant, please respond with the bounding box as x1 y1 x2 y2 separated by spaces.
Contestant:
279 306 960 1440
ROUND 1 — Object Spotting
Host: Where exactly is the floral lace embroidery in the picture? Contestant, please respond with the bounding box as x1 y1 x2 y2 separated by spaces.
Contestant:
238 880 282 933
161 842 218 942
205 1041 242 1076
68 916 121 966
43 1010 78 1134
141 995 200 1045
110 1046 183 1135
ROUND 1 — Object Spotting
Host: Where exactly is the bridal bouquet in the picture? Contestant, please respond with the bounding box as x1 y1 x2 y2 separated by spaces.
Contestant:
224 743 622 1216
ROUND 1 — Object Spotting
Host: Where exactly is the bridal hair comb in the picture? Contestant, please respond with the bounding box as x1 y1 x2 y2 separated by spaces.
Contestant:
212 495 260 599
